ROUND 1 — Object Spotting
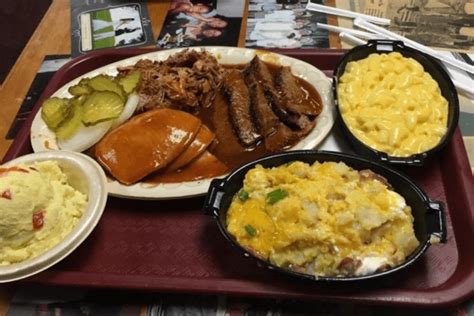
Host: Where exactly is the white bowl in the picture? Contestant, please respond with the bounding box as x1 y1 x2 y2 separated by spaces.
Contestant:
0 151 107 282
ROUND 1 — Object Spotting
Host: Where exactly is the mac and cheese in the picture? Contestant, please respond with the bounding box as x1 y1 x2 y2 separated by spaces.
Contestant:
337 52 448 157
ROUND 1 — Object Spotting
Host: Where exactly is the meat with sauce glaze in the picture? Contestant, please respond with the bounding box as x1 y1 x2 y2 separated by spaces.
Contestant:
222 69 261 147
118 49 223 112
118 52 322 155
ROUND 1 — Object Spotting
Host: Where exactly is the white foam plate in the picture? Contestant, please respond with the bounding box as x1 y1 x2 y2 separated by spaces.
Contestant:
30 47 336 199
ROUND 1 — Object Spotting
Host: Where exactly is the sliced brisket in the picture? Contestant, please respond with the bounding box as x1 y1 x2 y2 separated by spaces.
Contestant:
275 66 322 116
264 123 298 152
222 69 261 147
244 71 279 138
244 56 307 130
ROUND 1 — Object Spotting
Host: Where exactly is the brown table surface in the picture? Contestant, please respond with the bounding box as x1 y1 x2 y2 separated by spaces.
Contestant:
0 0 175 311
0 0 472 313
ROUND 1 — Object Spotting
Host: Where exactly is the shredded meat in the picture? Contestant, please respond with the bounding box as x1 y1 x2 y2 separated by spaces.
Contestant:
116 53 322 154
118 49 223 112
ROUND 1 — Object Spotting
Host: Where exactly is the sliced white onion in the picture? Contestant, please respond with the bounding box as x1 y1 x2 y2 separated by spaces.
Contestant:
56 94 139 152
112 93 139 128
58 120 113 152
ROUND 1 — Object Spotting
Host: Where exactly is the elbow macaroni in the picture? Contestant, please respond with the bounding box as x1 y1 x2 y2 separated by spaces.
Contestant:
338 52 448 157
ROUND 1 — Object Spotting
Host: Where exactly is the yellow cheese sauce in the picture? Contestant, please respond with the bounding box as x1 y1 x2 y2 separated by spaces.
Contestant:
337 52 448 157
226 161 420 277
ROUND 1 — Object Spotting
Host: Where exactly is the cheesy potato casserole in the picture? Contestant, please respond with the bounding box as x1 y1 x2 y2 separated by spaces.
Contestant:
337 52 448 157
226 161 420 277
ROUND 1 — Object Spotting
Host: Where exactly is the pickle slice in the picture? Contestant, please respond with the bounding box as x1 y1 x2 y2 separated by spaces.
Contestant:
82 91 124 126
55 97 84 140
119 71 141 94
87 75 126 100
41 97 73 130
68 79 92 96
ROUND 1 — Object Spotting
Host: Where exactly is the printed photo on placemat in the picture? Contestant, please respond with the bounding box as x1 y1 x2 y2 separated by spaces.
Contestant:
245 0 330 49
71 0 154 57
335 0 474 53
157 0 244 48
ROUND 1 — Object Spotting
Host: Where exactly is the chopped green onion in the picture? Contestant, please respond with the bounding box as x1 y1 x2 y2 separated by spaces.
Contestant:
238 189 249 201
266 188 288 205
245 224 257 237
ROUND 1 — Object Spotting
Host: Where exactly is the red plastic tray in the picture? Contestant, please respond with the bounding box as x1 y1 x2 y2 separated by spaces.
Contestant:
3 48 473 307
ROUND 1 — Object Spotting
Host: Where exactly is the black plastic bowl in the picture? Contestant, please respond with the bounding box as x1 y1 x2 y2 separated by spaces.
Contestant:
333 40 459 166
203 150 447 282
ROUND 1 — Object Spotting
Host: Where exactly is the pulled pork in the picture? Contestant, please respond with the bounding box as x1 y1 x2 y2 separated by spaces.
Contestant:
118 49 223 112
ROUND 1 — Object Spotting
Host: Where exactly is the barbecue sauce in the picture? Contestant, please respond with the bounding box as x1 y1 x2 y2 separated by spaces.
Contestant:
143 61 322 183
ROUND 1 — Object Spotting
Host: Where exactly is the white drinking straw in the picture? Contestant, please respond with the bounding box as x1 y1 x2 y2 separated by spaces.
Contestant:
354 18 474 74
306 2 390 25
339 32 366 45
317 23 385 40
